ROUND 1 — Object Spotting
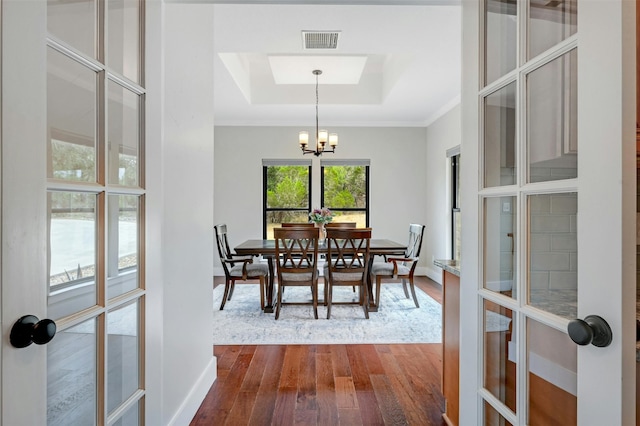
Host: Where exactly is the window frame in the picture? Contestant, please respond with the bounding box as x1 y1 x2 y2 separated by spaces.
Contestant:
448 147 461 260
262 159 313 239
320 159 370 227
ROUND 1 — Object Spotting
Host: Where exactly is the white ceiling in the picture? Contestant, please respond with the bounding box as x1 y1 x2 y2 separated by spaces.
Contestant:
212 2 461 127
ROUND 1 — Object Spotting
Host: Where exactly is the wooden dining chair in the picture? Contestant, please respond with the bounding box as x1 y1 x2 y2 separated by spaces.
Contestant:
323 227 372 319
273 226 321 320
214 224 269 310
325 222 357 228
281 222 315 227
370 223 425 309
325 222 358 291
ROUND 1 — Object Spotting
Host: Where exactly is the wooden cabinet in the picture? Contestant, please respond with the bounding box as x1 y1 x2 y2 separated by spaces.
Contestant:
442 268 460 426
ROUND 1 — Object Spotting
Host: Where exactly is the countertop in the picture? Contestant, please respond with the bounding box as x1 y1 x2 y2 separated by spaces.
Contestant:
434 259 460 277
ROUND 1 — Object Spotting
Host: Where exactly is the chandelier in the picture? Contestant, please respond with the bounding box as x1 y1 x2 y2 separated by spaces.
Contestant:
299 70 337 156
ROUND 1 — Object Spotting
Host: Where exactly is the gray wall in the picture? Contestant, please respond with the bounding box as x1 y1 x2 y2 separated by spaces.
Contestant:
425 104 461 283
213 126 430 274
146 3 216 424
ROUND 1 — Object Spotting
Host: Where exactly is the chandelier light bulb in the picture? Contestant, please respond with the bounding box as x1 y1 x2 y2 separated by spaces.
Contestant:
299 131 309 147
329 133 338 147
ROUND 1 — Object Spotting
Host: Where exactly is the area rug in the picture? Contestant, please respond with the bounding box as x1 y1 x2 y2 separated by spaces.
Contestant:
212 283 442 345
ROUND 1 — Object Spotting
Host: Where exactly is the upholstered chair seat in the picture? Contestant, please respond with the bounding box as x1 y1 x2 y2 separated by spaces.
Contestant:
323 264 365 282
281 272 314 281
229 263 269 278
370 262 411 277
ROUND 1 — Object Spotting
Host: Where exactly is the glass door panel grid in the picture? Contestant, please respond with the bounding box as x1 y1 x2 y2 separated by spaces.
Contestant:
46 0 145 423
479 0 579 423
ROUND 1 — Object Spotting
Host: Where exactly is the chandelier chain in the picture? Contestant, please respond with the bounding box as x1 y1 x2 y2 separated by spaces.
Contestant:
315 71 319 144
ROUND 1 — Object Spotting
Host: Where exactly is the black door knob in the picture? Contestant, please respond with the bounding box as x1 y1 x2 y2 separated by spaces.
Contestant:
567 315 612 348
10 315 57 348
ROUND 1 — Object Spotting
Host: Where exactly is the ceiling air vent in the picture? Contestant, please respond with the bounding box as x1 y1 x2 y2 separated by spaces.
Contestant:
302 31 341 50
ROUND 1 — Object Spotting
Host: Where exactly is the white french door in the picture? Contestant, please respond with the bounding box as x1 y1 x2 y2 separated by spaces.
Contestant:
1 0 146 424
460 0 636 424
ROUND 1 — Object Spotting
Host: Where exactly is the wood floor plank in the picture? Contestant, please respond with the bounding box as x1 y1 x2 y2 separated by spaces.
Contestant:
280 345 304 390
338 408 363 426
225 390 258 425
294 409 317 426
330 344 352 377
191 352 253 425
295 345 317 411
240 345 270 393
354 389 385 425
316 352 339 425
360 344 385 375
378 349 431 425
334 376 358 409
345 345 374 392
272 388 297 426
370 374 409 425
249 346 287 426
215 345 242 380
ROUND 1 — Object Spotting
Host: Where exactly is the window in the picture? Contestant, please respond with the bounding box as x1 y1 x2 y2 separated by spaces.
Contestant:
320 159 369 227
263 159 312 239
448 147 461 261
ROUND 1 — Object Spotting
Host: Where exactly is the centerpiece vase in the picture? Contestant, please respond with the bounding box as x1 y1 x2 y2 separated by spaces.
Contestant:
316 222 327 243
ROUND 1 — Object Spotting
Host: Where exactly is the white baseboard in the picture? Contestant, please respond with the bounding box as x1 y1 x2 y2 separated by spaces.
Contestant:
167 356 217 426
426 266 442 285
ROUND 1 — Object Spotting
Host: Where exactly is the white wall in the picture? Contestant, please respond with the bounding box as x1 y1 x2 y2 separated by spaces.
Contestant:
213 126 429 273
425 104 461 283
146 3 216 424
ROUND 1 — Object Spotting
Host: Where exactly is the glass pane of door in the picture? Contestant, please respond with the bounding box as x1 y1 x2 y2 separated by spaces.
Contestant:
528 193 577 319
107 301 140 414
48 191 98 319
47 0 97 59
528 0 577 59
484 0 517 85
527 318 577 425
108 194 140 298
47 47 98 183
483 196 517 298
107 0 141 83
107 80 140 187
47 318 98 426
483 82 516 188
527 49 578 183
483 301 515 412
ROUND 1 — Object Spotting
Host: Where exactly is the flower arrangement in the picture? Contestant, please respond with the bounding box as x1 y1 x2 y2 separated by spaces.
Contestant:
309 207 334 225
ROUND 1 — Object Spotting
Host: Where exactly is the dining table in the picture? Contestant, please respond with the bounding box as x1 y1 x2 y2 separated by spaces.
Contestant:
234 238 407 313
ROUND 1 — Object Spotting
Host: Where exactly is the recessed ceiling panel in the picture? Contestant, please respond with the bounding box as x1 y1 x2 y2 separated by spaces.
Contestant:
268 55 368 84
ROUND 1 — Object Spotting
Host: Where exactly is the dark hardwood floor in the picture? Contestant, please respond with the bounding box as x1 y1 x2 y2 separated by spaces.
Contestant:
191 276 446 426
